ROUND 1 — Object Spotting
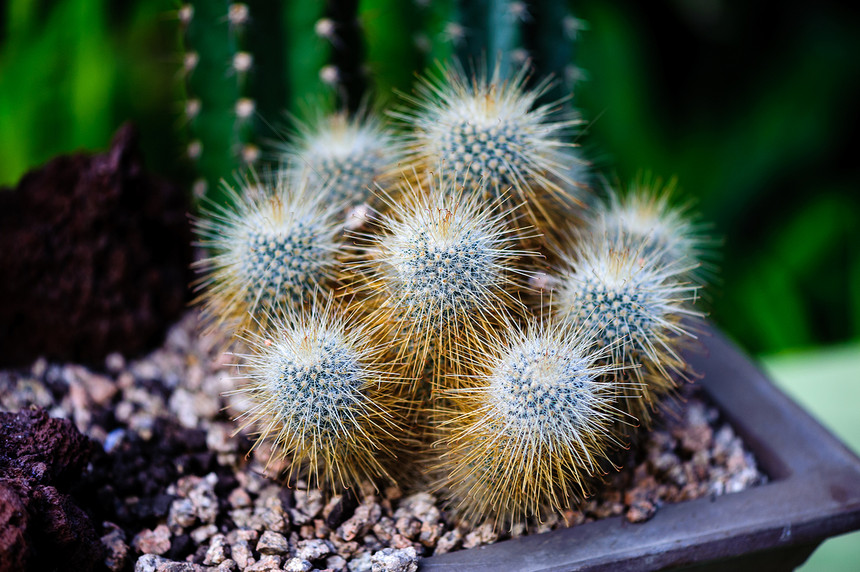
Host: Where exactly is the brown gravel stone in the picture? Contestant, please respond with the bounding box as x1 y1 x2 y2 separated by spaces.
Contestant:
339 502 382 541
133 524 172 555
245 554 283 571
102 523 131 571
256 530 289 555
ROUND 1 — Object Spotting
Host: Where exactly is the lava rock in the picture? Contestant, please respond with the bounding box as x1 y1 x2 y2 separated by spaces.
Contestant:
0 123 191 366
0 408 102 572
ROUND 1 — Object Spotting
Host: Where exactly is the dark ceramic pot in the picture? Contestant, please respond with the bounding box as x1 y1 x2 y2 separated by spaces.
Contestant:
420 327 860 571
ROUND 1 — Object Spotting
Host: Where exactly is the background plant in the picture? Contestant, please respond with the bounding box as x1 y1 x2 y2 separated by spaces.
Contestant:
2 0 856 356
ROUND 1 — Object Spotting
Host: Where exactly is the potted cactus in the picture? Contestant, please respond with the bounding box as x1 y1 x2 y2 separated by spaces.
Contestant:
178 2 860 571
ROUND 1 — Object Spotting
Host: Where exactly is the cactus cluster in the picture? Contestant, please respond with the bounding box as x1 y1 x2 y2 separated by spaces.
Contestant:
187 2 714 527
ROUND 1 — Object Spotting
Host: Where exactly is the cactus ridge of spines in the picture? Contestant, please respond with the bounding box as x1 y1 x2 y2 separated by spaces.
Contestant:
192 172 346 334
232 297 409 490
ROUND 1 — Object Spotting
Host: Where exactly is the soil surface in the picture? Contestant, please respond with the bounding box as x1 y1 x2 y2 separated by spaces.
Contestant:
0 124 191 367
0 309 765 572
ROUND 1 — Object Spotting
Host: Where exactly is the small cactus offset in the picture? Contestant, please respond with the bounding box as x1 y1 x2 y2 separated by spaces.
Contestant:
391 62 589 238
186 2 718 526
551 231 703 427
585 176 715 287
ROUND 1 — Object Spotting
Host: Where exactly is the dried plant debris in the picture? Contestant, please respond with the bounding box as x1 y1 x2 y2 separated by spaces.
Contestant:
0 310 765 572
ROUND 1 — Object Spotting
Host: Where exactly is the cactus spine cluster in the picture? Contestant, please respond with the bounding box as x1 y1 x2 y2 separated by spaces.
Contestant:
393 63 588 236
187 2 714 527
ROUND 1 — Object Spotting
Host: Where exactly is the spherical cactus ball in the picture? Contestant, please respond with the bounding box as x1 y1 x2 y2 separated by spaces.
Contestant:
193 173 345 332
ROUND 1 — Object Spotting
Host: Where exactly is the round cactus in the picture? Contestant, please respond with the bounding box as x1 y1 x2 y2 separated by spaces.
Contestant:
551 235 702 426
278 109 403 209
437 317 630 524
587 177 713 285
346 169 538 388
392 63 589 230
232 296 408 490
193 173 345 332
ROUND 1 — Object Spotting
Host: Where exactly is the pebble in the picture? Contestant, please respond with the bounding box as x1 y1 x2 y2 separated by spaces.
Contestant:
347 552 373 572
370 547 418 572
133 524 172 555
256 530 289 555
433 529 462 555
462 522 498 549
203 534 229 565
228 487 252 509
294 489 325 519
191 524 218 544
102 523 130 571
230 539 254 569
339 503 382 541
296 538 336 562
326 554 349 572
134 554 168 572
169 498 197 530
393 493 439 524
284 558 314 572
245 555 283 571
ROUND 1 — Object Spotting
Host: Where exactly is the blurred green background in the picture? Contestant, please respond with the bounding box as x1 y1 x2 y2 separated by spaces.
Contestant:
0 1 858 567
1 0 857 357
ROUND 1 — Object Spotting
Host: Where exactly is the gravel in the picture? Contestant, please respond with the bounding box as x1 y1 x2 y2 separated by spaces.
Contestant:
0 310 766 571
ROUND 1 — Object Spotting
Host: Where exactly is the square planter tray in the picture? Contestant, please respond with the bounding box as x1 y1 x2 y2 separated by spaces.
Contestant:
420 326 860 571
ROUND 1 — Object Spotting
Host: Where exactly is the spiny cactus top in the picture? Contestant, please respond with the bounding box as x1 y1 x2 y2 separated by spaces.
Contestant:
438 318 628 523
588 179 711 283
348 170 538 383
233 297 406 490
393 64 586 212
280 110 402 207
193 174 345 331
